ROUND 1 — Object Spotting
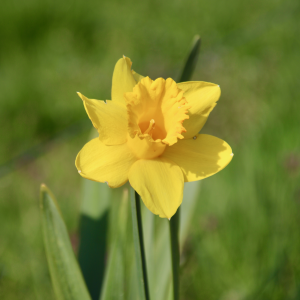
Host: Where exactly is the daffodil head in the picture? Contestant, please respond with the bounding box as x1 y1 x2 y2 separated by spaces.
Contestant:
75 56 233 219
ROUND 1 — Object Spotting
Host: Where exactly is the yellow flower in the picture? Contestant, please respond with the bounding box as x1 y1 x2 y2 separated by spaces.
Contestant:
76 56 233 219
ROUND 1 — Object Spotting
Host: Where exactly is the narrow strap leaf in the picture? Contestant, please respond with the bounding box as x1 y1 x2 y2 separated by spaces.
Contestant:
40 184 91 300
99 187 129 300
78 179 110 300
168 34 201 300
178 35 201 83
78 129 110 300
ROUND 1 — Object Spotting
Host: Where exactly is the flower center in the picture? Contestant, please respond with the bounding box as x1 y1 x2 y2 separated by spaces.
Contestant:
143 119 155 135
125 77 190 159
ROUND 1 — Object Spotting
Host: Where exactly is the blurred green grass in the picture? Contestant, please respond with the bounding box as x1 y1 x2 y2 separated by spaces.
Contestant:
0 0 300 299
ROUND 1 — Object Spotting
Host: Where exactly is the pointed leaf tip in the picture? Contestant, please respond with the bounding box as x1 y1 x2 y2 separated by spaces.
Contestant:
40 186 91 300
178 35 201 82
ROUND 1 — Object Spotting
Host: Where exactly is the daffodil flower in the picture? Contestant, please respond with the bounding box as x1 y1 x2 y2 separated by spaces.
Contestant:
76 57 233 219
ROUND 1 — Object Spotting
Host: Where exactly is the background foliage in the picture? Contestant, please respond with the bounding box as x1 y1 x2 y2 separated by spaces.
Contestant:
0 0 300 299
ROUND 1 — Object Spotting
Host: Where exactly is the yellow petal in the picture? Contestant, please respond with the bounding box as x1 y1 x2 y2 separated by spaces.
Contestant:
77 92 127 145
76 138 137 188
163 134 233 182
177 81 221 138
112 56 137 105
132 70 144 83
128 157 184 219
127 134 166 159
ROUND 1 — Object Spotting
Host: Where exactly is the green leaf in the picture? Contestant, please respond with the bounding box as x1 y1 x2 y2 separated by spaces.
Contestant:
99 187 129 300
40 184 91 300
178 35 201 83
142 182 201 300
78 179 110 300
180 182 201 245
78 129 111 300
100 242 125 300
143 211 171 300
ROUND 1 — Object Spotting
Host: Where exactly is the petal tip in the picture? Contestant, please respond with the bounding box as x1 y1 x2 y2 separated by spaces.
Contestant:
105 181 112 188
77 92 84 100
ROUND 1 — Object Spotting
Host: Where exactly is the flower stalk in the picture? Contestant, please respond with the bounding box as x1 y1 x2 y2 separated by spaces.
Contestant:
169 208 180 300
130 188 150 300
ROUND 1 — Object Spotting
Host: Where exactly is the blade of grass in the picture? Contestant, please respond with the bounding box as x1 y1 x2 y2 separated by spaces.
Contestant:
40 184 91 300
130 188 150 300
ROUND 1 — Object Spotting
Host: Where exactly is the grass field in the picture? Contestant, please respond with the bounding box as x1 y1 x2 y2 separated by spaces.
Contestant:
0 0 300 299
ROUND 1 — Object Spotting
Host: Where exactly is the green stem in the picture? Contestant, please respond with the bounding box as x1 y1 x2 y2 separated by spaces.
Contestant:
169 208 180 300
130 188 150 300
